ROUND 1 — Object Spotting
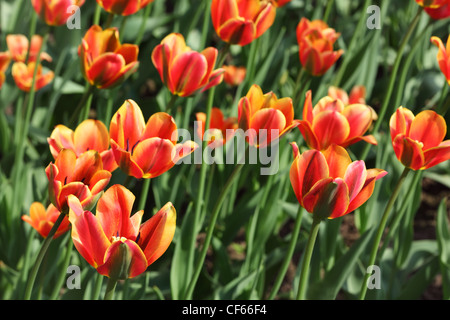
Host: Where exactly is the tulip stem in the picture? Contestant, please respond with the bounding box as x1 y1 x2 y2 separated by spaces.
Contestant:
77 84 95 124
165 94 178 114
50 234 73 300
104 277 118 300
185 162 245 299
24 211 66 300
437 84 449 116
135 3 152 46
296 217 321 300
358 166 411 300
138 178 151 211
268 205 304 300
360 6 422 160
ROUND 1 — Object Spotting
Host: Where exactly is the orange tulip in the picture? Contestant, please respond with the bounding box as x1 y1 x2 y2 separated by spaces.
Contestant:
211 0 276 46
31 0 85 26
45 149 112 213
151 33 224 97
431 35 450 85
238 84 300 148
297 90 377 150
109 100 198 179
223 65 246 86
11 61 54 92
390 107 450 170
424 2 450 19
6 34 52 63
96 0 154 16
290 143 387 220
78 25 139 89
0 52 10 89
327 85 367 106
296 18 343 76
68 184 176 279
22 202 70 239
48 119 118 172
196 107 238 148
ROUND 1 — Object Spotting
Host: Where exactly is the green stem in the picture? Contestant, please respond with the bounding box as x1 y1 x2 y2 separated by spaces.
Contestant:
104 12 115 29
296 217 321 300
135 3 152 46
184 162 245 299
92 272 104 300
24 212 66 300
437 84 449 116
268 205 304 300
138 178 151 211
165 94 178 114
360 7 423 160
93 3 102 25
244 39 259 90
104 277 118 300
50 234 73 300
322 0 335 23
78 84 95 123
358 167 411 300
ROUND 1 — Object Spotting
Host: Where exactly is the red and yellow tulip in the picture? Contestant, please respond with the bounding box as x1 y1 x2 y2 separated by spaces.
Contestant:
223 65 246 86
45 148 112 213
211 0 276 46
327 85 367 106
296 18 343 76
6 34 52 63
11 61 54 92
109 100 198 179
424 2 450 19
431 35 450 85
151 33 224 97
96 0 154 16
0 52 10 89
31 0 85 26
271 0 291 7
390 107 450 170
238 84 299 148
48 119 117 172
78 25 139 89
196 107 238 148
22 202 70 239
68 184 176 279
415 0 448 8
297 90 377 150
290 143 387 220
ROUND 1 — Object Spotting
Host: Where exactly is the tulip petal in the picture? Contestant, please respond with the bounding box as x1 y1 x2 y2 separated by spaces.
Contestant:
110 140 145 179
132 138 176 179
392 135 425 170
249 108 286 147
321 144 352 179
346 168 387 214
312 109 350 150
343 160 367 203
423 140 450 169
409 110 447 151
341 104 375 140
138 202 176 265
170 51 207 97
74 119 110 155
389 107 415 141
142 112 178 143
87 53 125 88
218 18 256 46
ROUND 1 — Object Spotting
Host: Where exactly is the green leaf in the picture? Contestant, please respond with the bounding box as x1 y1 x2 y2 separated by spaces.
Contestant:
307 227 375 300
436 198 450 299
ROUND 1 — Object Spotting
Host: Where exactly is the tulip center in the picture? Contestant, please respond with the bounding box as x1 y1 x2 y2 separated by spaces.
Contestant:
414 140 424 148
126 138 140 155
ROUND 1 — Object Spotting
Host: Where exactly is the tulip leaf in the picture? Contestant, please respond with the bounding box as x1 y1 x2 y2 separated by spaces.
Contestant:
307 227 375 300
436 198 450 299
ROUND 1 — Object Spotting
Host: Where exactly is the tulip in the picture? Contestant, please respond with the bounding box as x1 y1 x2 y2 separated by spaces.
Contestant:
297 90 377 150
390 107 450 170
415 0 448 8
68 184 176 279
289 143 387 220
31 0 85 26
0 52 10 89
430 35 450 85
6 34 52 63
424 3 450 19
48 119 117 172
238 84 300 148
211 0 276 46
45 148 112 213
11 61 54 92
78 25 139 89
151 33 224 97
223 65 246 86
109 99 198 179
327 85 367 106
22 202 70 239
296 17 343 76
96 0 154 16
196 107 238 147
